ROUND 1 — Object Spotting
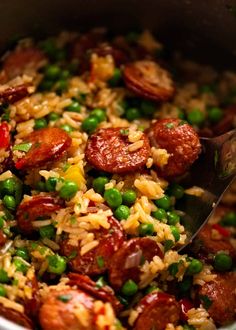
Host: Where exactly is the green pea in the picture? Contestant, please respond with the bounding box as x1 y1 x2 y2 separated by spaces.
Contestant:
187 259 203 275
90 108 106 123
60 70 70 79
0 284 6 297
170 225 180 242
183 324 196 330
108 68 122 87
199 84 215 94
125 108 141 121
152 208 167 221
122 190 137 205
168 262 179 276
178 277 192 293
2 178 16 196
145 285 160 294
45 177 58 192
220 211 236 227
81 117 99 134
34 118 47 130
92 177 109 194
47 112 60 121
65 101 81 113
213 252 232 272
167 211 180 225
141 100 156 116
38 79 54 91
0 269 10 283
13 258 28 274
45 65 61 80
40 39 57 59
39 225 55 240
167 183 185 199
15 248 30 261
0 216 5 229
164 239 174 252
208 107 223 123
104 188 122 208
187 108 205 126
59 180 78 200
154 195 171 210
55 80 68 95
114 205 130 220
139 223 154 236
36 181 46 192
3 195 16 211
121 279 138 296
60 124 74 133
47 254 67 274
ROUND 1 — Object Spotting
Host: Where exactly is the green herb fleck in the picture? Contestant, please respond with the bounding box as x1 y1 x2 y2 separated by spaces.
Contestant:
199 295 212 310
13 143 32 152
57 294 72 303
120 129 129 136
70 216 77 224
67 251 77 260
165 122 174 129
96 276 106 288
96 256 104 268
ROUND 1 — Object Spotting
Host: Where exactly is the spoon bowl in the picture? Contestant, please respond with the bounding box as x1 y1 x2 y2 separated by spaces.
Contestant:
177 129 236 250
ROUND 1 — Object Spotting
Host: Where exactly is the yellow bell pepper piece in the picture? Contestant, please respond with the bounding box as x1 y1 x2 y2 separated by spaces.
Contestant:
62 165 86 189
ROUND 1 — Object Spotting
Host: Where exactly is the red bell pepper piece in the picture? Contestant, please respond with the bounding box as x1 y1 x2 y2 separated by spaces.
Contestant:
212 223 230 237
0 122 10 149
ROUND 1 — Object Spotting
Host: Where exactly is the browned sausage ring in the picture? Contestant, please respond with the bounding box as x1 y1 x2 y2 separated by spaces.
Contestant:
61 216 125 275
109 237 163 290
123 60 175 102
85 128 150 174
133 291 181 330
14 127 72 170
148 118 201 177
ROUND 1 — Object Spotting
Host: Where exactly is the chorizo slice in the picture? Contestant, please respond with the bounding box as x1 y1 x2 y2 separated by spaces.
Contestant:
2 47 47 80
0 304 33 329
123 60 175 102
68 273 122 312
148 118 201 177
198 272 236 325
14 127 72 170
39 289 96 330
85 128 150 174
17 195 63 235
108 237 163 290
133 292 181 330
0 84 30 104
191 223 236 261
61 217 125 275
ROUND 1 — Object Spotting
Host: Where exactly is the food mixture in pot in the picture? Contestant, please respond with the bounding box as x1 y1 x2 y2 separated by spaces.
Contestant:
0 28 235 330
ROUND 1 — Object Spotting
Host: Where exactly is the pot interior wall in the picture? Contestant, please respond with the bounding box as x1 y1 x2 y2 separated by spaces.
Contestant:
0 0 236 67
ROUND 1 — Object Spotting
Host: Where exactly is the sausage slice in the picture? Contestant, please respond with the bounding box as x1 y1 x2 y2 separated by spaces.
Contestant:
148 118 201 177
68 273 122 312
108 237 163 290
0 84 30 104
133 292 181 330
85 128 150 174
14 127 72 170
198 272 236 326
2 47 47 80
0 304 33 329
192 224 236 261
39 289 96 330
61 217 125 275
17 195 63 235
123 60 175 102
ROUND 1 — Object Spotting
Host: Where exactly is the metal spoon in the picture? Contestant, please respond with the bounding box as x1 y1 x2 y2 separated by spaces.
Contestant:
177 129 236 250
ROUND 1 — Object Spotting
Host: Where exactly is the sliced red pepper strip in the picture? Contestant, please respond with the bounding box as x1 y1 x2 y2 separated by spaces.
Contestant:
0 122 10 149
212 223 230 238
